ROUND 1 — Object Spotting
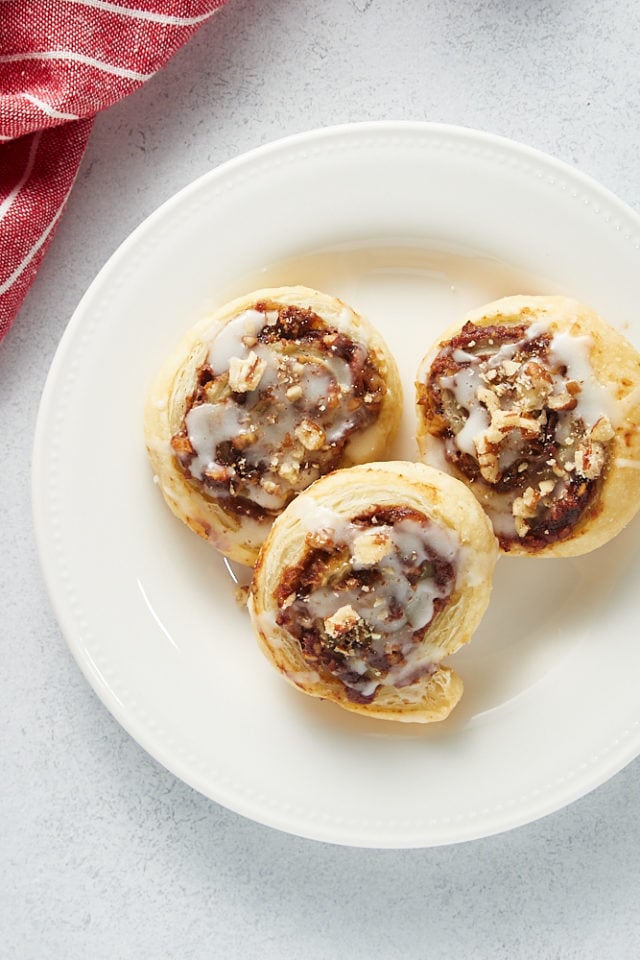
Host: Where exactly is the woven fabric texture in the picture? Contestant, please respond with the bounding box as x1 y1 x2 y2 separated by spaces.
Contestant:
0 0 226 339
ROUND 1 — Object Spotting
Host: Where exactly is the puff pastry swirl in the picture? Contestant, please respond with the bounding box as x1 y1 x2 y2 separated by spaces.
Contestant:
144 286 402 564
416 295 640 557
248 461 498 723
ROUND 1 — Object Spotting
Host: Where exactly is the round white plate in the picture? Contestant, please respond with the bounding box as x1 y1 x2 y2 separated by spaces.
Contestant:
33 122 640 848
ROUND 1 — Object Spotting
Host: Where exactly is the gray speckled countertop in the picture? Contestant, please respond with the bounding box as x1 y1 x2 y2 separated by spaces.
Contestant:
3 1 640 957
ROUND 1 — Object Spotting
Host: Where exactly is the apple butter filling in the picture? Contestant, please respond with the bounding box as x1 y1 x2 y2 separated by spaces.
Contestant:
170 300 386 519
417 320 615 550
274 506 459 703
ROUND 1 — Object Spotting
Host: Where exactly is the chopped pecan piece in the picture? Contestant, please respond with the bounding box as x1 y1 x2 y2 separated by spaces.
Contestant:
295 419 326 451
228 351 267 392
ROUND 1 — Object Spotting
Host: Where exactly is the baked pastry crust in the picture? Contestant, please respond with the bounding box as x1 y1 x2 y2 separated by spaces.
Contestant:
416 295 640 557
248 461 498 723
144 286 402 565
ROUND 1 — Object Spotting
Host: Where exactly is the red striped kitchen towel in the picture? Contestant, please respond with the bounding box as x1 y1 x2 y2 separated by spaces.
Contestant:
0 0 227 341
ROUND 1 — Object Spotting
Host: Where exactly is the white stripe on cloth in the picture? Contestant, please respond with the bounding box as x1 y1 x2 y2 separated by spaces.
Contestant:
0 185 71 295
21 94 80 121
0 51 155 82
0 131 41 224
62 0 216 26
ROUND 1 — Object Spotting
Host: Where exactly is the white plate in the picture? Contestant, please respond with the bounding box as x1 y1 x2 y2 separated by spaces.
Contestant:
33 122 640 848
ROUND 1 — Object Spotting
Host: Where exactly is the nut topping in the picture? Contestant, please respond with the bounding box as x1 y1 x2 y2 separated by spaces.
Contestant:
590 415 615 443
352 528 393 566
574 440 606 479
324 604 363 639
423 319 615 548
228 351 267 392
295 419 326 451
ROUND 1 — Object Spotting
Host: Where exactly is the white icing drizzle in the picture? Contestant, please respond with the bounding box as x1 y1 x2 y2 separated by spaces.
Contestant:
453 401 489 456
430 319 616 540
206 309 269 373
282 504 461 698
548 330 615 425
290 495 355 543
179 307 379 512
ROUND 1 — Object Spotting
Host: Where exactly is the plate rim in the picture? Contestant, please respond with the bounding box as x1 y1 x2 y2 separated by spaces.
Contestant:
32 120 640 848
